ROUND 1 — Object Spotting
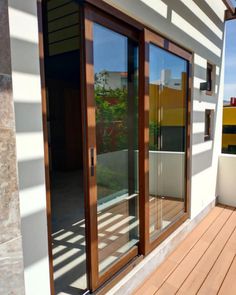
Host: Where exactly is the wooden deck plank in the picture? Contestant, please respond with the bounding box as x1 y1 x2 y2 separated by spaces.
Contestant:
177 209 236 295
133 206 224 295
218 254 236 295
156 207 233 294
197 222 236 294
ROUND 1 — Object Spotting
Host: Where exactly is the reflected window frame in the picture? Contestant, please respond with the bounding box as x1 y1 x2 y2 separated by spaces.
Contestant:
206 62 215 96
148 42 188 242
204 109 214 141
139 29 192 255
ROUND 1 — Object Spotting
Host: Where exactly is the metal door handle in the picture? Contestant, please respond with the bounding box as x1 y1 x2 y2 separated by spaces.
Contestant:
90 147 94 176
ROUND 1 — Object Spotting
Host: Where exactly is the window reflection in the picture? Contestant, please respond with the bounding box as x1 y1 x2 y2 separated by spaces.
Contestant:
93 23 139 274
149 44 188 241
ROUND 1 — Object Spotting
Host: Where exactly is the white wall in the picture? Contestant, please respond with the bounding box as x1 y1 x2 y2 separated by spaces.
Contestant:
7 1 51 295
149 151 185 198
217 154 236 207
104 0 226 218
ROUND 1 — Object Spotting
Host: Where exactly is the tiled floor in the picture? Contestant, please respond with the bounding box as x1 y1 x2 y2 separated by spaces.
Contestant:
134 205 236 295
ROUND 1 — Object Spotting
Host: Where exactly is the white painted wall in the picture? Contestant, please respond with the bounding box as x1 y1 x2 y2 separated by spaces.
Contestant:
217 154 236 207
7 1 51 295
149 151 185 198
104 0 226 218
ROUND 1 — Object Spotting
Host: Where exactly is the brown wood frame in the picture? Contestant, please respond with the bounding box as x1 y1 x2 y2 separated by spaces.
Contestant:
36 1 55 294
222 0 236 14
206 62 214 96
204 109 214 141
225 9 236 20
82 4 140 291
223 0 236 20
37 0 192 293
139 28 192 255
37 2 88 294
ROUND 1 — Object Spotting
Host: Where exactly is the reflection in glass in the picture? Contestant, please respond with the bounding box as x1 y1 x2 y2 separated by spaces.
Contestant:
93 23 139 274
149 44 188 241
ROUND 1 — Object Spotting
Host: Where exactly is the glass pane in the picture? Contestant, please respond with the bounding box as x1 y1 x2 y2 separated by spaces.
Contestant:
149 44 187 242
93 23 139 274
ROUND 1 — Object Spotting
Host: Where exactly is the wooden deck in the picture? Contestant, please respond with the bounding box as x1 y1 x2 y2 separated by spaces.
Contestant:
134 205 236 295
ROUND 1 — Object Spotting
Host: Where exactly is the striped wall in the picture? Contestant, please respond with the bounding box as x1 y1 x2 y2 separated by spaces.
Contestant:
0 0 25 293
104 0 226 218
7 1 51 294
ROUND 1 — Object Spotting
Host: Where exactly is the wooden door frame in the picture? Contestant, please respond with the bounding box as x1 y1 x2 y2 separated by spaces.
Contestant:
36 1 88 294
82 4 140 291
36 1 55 294
139 28 192 255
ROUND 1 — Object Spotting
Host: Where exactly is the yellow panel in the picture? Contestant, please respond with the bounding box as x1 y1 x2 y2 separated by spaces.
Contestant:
48 25 79 43
48 2 79 22
162 109 185 126
48 13 79 33
49 37 79 56
149 84 159 123
47 0 71 11
222 134 236 149
149 84 185 126
149 85 185 108
223 107 236 126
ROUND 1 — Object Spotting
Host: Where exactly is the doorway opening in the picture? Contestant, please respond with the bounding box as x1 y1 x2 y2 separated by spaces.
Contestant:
41 1 87 294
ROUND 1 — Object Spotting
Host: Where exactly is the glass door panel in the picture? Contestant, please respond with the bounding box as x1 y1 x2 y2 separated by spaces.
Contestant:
149 44 187 242
93 24 139 274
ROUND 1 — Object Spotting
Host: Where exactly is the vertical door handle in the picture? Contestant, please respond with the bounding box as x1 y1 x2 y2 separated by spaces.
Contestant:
90 147 94 176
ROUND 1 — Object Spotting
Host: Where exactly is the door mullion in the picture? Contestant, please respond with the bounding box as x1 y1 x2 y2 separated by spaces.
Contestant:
83 7 99 291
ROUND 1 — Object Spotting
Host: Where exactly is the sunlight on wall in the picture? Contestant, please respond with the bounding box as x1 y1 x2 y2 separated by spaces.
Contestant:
171 11 222 57
140 0 168 18
180 0 223 39
8 1 51 294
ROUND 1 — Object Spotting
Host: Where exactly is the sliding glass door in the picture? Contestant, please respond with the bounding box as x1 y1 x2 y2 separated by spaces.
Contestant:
83 7 191 289
83 6 139 291
149 44 187 242
139 29 191 253
40 2 192 293
94 23 139 275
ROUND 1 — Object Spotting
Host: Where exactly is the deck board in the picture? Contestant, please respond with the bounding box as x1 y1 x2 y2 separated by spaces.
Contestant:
218 254 236 295
177 208 236 294
198 226 236 294
133 206 236 295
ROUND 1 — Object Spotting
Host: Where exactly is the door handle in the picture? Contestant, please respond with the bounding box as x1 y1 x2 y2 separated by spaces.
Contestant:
90 147 94 177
